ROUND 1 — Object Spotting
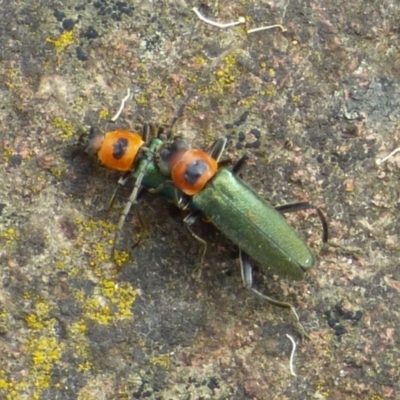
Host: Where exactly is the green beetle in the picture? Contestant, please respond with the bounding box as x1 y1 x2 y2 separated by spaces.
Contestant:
154 136 328 336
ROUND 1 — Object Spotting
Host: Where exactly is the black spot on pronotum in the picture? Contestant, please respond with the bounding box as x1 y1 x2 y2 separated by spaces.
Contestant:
112 138 129 159
184 160 208 185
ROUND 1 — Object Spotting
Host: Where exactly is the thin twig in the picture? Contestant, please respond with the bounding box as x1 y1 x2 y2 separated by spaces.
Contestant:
192 7 245 29
376 147 400 165
248 24 287 33
192 7 286 34
110 88 132 122
286 334 298 377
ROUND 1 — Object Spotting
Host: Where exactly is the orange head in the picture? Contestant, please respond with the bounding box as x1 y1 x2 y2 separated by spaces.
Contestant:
87 129 144 171
170 148 218 196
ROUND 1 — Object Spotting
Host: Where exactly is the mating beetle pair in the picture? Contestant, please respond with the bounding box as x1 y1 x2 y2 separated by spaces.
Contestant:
88 124 328 336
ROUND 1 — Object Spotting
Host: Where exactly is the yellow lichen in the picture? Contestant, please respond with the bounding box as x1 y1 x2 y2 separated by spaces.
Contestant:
2 148 14 163
5 69 21 89
70 320 87 336
0 379 9 389
21 298 65 399
195 56 206 65
72 218 121 268
75 290 85 302
215 68 235 86
49 167 63 179
0 228 18 241
99 109 109 119
83 297 112 325
135 94 148 105
92 242 110 264
113 249 130 267
207 53 241 93
46 31 74 52
77 361 91 372
150 354 171 368
239 97 257 108
82 279 137 324
261 87 276 97
59 248 70 255
52 117 75 139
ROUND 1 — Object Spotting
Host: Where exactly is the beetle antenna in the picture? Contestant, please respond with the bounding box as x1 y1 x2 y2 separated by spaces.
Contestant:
239 249 310 340
275 202 328 243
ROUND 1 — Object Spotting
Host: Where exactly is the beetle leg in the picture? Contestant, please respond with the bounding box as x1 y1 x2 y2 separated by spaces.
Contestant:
131 206 149 250
239 249 310 340
172 187 191 209
275 202 328 243
148 180 173 194
149 182 191 210
156 124 173 142
231 154 249 174
111 148 154 260
141 122 151 142
183 211 208 276
207 137 228 162
108 171 132 209
108 123 159 211
149 181 183 206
